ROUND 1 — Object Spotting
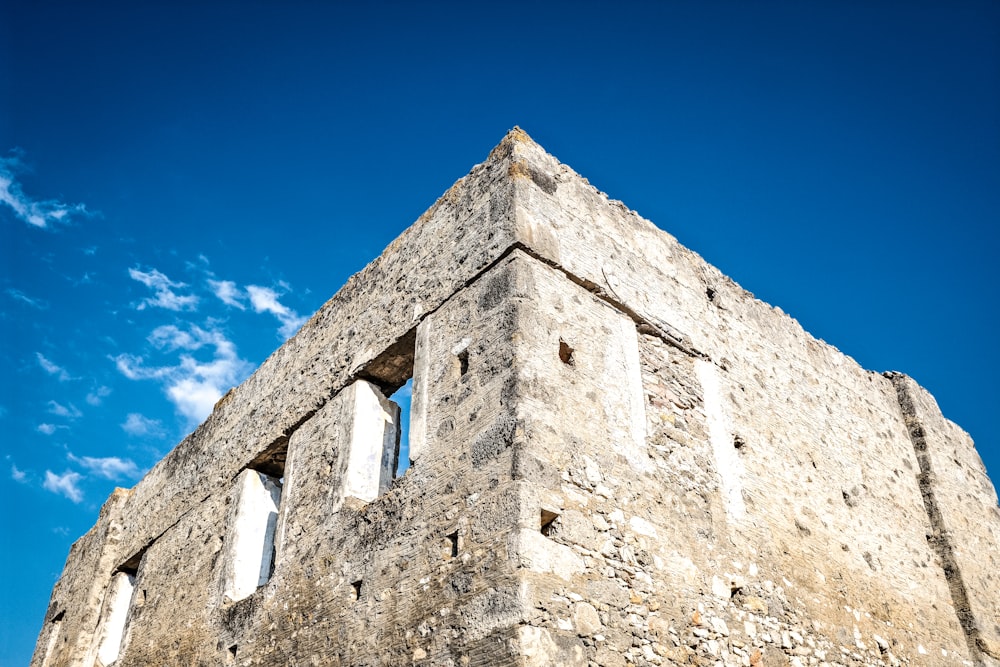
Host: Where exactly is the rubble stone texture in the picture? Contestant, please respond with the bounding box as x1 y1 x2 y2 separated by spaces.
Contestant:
32 129 1000 667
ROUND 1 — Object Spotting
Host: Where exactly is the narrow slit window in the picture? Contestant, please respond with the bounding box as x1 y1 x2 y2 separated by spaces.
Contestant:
350 579 363 601
389 378 413 478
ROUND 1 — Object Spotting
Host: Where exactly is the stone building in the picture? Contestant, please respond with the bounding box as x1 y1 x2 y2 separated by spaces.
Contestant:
32 129 1000 667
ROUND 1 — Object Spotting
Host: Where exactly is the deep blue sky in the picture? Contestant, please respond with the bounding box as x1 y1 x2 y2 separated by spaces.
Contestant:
2 1 998 663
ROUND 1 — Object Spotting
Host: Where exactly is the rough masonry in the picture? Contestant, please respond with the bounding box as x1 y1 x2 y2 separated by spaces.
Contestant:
32 129 1000 667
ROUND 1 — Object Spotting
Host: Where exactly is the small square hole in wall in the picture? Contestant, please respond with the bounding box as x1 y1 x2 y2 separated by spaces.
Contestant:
558 339 575 366
540 509 560 536
350 580 363 601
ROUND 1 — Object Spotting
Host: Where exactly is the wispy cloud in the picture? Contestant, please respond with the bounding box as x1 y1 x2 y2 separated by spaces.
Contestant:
47 400 82 419
148 323 202 351
208 279 246 310
115 325 252 424
129 267 199 311
68 453 141 481
0 152 91 229
36 352 72 381
247 284 307 338
43 470 83 502
121 413 164 438
86 385 112 406
11 465 26 482
36 423 66 435
5 288 48 309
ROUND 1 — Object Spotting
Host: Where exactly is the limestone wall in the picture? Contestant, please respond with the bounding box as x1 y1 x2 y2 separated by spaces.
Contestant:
32 129 999 667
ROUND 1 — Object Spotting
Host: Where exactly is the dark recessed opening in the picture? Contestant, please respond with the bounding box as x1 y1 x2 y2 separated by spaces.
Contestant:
706 287 716 301
733 435 745 450
445 531 459 559
247 437 288 479
457 349 469 376
350 580 363 601
116 547 146 577
357 326 417 397
558 340 574 365
228 645 238 658
51 610 65 623
540 509 560 536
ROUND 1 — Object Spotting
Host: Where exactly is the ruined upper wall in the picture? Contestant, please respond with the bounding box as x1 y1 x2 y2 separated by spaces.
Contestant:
34 129 1000 667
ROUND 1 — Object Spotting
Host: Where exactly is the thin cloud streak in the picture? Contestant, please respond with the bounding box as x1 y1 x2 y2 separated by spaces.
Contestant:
37 353 72 381
247 284 307 338
47 401 82 419
129 267 199 311
208 279 246 309
68 453 141 481
5 288 49 309
0 152 91 229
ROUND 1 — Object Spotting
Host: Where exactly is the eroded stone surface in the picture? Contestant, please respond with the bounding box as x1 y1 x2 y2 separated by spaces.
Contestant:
32 129 999 667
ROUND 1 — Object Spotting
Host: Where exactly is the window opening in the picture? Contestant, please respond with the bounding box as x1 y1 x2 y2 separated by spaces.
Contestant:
350 579 363 601
540 509 560 537
444 530 459 559
356 326 417 481
389 378 413 477
39 611 65 667
558 339 575 365
224 451 284 603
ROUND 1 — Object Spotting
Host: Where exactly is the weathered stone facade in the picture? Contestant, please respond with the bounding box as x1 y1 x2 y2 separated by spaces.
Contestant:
32 129 1000 667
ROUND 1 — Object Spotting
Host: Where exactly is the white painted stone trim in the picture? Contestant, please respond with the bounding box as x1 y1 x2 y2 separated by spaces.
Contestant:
95 571 135 666
344 381 399 502
223 470 282 603
696 359 747 522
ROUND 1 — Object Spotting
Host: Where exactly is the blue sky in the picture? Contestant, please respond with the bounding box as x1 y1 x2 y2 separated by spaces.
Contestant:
2 1 998 662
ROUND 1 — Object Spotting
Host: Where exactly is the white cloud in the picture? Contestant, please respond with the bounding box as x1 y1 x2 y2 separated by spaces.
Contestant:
68 453 140 481
129 267 199 311
148 324 202 351
0 152 90 229
43 470 83 502
11 465 26 482
47 400 82 419
121 413 164 438
114 325 252 424
37 352 72 381
247 284 307 338
208 279 246 309
37 423 64 435
86 385 112 406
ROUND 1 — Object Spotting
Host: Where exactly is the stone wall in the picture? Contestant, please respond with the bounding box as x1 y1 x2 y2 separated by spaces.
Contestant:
32 129 999 667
